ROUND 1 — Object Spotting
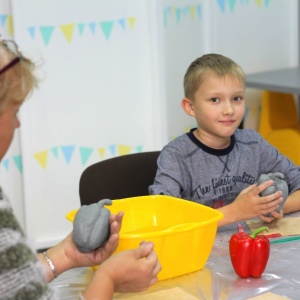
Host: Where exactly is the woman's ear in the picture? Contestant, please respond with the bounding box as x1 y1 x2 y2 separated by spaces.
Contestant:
181 97 195 117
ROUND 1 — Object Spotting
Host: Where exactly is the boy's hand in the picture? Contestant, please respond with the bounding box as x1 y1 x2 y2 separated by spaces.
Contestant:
259 209 283 222
232 180 283 220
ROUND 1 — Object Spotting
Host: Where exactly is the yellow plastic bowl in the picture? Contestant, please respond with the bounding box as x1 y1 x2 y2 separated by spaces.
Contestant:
66 195 223 280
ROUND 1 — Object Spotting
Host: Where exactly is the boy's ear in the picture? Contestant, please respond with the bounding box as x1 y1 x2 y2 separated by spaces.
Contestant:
181 97 195 117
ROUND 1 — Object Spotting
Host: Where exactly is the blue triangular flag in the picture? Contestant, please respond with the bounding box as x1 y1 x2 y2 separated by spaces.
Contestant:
61 145 75 164
39 26 55 46
80 147 94 165
13 155 22 173
100 21 114 40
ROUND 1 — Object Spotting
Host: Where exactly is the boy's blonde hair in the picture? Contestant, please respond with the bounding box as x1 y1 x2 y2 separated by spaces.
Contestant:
0 43 37 113
183 53 245 100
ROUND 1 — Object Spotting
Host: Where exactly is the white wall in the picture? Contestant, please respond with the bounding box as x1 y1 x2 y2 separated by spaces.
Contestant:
0 0 298 249
11 0 165 248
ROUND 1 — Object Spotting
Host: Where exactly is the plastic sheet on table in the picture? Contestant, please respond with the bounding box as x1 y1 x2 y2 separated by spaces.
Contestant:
51 217 300 299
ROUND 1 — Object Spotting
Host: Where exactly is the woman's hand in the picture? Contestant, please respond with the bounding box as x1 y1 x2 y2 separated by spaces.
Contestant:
64 211 124 267
82 241 162 299
42 212 124 281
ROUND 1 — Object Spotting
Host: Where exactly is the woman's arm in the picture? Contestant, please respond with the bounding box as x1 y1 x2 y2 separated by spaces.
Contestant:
38 212 123 282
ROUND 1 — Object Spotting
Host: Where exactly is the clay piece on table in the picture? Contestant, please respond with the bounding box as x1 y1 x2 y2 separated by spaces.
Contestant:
73 198 112 253
257 172 289 217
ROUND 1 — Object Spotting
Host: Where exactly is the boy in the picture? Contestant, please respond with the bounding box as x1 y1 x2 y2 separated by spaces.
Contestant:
149 54 300 227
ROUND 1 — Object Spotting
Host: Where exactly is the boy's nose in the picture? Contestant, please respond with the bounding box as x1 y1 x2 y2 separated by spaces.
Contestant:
223 102 234 115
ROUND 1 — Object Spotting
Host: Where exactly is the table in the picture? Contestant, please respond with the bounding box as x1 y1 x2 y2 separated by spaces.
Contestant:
246 67 300 95
246 67 300 129
51 214 300 299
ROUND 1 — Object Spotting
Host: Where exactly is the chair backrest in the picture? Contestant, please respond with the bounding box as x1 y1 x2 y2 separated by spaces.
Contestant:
79 151 160 205
259 91 298 138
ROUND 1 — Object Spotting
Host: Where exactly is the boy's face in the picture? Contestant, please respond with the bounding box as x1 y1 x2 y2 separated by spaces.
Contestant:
182 73 245 148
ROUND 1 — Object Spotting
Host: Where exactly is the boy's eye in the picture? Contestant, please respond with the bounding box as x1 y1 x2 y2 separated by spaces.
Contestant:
211 97 219 103
233 96 243 101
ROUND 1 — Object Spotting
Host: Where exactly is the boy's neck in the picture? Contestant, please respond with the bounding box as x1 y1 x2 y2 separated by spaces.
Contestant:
193 129 231 150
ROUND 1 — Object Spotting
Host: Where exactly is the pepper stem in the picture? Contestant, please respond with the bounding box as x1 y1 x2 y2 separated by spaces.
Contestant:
250 226 269 238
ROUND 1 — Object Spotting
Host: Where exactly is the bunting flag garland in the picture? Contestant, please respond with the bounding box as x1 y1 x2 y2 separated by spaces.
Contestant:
0 144 142 172
27 16 136 46
30 143 141 170
217 0 271 13
0 0 276 39
164 5 202 27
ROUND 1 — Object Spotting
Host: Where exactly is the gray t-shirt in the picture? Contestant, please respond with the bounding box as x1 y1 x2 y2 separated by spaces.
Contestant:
149 128 300 208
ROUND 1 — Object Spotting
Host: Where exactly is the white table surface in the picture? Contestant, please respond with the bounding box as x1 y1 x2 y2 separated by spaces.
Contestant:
51 213 300 299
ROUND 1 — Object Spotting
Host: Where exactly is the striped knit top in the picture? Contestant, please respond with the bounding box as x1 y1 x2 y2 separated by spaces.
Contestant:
0 186 57 300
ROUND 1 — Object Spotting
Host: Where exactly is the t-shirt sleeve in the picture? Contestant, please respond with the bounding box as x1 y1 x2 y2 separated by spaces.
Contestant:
148 145 188 198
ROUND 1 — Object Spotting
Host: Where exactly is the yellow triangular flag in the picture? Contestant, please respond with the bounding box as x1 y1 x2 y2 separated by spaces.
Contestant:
60 23 75 43
34 150 48 169
171 6 176 15
98 147 105 159
7 15 13 36
185 126 191 133
118 145 131 156
190 6 196 20
128 17 136 28
256 0 262 7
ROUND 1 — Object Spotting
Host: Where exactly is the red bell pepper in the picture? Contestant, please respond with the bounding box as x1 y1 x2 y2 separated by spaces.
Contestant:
229 224 270 278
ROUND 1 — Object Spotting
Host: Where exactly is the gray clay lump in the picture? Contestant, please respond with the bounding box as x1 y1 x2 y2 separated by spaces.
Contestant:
257 172 289 215
73 198 112 253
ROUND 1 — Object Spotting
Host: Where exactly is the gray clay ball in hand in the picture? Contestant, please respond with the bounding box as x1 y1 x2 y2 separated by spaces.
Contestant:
73 198 112 253
257 172 289 216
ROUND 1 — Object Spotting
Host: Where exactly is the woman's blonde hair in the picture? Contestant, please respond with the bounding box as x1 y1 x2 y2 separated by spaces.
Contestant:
0 43 38 113
183 53 246 100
